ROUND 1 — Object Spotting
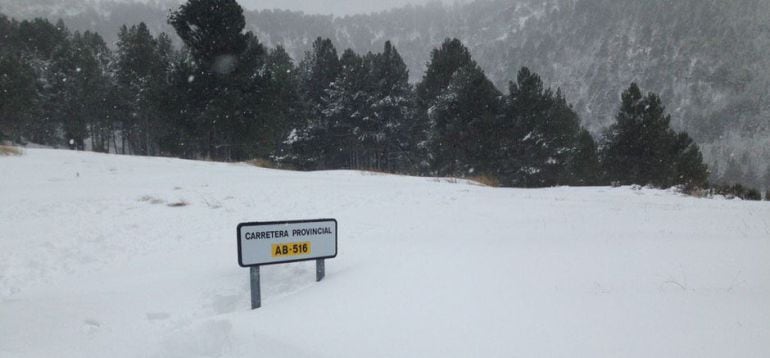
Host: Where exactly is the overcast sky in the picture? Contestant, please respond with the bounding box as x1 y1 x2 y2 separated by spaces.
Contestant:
238 0 469 16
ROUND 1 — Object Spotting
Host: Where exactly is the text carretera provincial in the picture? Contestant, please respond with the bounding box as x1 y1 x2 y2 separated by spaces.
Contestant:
244 226 332 240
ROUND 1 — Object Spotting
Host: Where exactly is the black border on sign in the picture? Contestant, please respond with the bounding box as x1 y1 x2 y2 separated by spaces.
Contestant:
237 218 338 267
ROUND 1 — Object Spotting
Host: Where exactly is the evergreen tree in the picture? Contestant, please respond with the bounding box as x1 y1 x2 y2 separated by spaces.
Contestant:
495 68 590 187
221 33 269 160
115 23 173 155
168 0 268 160
152 32 181 154
298 37 340 107
285 38 341 169
601 83 708 188
319 48 370 169
416 38 475 111
45 30 112 150
262 45 303 160
368 41 415 172
163 50 200 157
22 19 71 145
0 15 17 53
415 38 477 171
672 132 709 188
286 42 414 171
0 54 37 142
168 0 247 71
1 16 70 144
426 64 501 177
566 128 601 185
16 18 67 60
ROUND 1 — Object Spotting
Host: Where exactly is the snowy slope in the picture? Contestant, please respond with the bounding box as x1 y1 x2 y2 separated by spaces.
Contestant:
1 148 769 358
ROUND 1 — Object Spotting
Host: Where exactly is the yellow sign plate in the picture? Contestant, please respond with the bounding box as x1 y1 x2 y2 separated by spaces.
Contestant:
271 242 312 258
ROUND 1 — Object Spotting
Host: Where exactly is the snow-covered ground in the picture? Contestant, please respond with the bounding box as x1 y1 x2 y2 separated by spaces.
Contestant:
1 148 769 358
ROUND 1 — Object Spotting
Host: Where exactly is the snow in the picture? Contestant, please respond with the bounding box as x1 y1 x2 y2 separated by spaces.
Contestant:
1 148 769 358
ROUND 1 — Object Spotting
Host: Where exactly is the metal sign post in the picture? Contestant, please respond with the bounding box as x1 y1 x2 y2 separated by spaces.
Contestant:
250 266 261 309
316 259 325 282
238 219 337 309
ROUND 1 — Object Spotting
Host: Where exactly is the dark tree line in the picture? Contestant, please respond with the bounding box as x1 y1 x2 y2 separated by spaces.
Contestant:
1 0 713 190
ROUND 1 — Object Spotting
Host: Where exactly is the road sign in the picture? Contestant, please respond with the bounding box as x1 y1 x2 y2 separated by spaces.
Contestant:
237 218 338 309
237 219 337 267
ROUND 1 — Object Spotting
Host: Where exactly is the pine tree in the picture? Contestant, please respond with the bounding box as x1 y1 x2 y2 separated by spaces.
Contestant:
163 51 200 157
672 132 709 188
566 128 601 185
115 23 173 155
495 68 589 187
286 42 414 172
415 38 477 171
45 30 112 150
426 64 501 177
368 41 415 172
168 0 247 71
16 18 67 60
0 54 38 142
285 38 341 169
168 0 268 160
0 15 16 53
416 38 476 111
216 33 268 161
319 48 370 169
1 17 71 145
601 83 708 188
299 37 341 107
262 46 303 161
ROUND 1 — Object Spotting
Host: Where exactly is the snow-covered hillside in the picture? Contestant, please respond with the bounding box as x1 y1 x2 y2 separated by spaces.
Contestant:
1 149 769 357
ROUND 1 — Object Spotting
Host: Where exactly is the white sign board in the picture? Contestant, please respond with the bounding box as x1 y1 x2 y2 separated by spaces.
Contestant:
237 219 337 267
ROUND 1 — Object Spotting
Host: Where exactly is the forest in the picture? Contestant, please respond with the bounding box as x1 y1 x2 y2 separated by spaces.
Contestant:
1 0 766 197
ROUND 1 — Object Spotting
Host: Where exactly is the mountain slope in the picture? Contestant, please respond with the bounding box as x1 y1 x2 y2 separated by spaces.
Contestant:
243 0 770 178
1 149 769 357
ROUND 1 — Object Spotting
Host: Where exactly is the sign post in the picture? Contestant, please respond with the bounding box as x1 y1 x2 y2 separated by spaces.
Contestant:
316 259 325 282
237 219 337 309
250 266 260 309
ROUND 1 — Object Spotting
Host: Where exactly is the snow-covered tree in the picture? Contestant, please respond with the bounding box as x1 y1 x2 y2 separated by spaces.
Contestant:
299 37 341 108
367 41 415 172
288 41 415 172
